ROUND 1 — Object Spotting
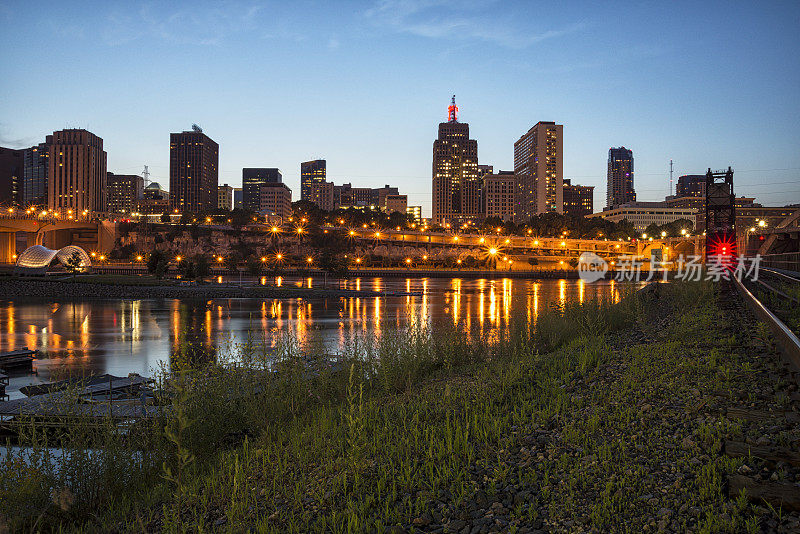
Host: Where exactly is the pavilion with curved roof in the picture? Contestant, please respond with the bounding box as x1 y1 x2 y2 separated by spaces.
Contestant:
14 245 92 275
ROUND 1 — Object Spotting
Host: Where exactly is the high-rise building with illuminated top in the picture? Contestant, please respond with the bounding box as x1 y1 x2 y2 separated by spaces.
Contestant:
300 160 326 202
513 121 563 220
169 126 219 213
432 96 480 224
47 129 107 212
606 147 635 209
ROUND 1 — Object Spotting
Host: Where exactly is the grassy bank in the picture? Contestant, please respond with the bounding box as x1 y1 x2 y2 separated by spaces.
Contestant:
1 281 798 532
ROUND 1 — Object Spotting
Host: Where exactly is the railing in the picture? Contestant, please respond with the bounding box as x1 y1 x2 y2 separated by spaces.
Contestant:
760 253 800 275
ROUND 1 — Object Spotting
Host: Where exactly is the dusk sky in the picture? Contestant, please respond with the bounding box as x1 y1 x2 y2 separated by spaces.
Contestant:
1 1 799 215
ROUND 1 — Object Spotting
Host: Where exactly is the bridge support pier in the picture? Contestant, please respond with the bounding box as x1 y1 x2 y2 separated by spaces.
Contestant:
0 232 14 263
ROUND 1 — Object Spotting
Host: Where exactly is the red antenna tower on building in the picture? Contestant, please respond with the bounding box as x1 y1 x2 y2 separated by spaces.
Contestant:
447 95 458 122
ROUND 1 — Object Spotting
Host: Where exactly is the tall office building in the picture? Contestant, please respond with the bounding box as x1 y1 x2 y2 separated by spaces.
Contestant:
23 142 49 206
0 146 24 206
675 175 706 198
233 188 243 209
258 183 292 219
483 172 516 222
563 179 594 218
513 121 563 220
169 126 219 213
218 183 233 210
300 160 326 201
242 168 281 212
107 173 144 214
309 181 335 211
606 147 635 208
432 96 480 224
47 129 107 212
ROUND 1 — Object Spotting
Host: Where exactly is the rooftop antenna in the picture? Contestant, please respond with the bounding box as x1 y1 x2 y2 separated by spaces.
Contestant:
669 159 674 196
192 124 202 133
448 95 458 122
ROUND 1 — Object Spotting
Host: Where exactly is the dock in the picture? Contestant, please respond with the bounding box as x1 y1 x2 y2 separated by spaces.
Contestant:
0 349 35 373
0 372 7 401
0 374 162 429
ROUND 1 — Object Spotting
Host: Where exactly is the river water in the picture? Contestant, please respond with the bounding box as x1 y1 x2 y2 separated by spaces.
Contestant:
0 277 632 398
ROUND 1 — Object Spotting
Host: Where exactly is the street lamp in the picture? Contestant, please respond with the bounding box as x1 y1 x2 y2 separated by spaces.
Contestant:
661 231 667 238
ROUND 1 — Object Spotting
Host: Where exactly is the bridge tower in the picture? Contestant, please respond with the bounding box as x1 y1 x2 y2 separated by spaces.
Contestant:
704 167 736 265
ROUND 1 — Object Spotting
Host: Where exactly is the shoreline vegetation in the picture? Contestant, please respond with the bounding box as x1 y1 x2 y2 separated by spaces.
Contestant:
2 280 800 532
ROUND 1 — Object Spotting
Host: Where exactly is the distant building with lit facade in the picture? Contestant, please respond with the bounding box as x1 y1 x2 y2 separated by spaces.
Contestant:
233 187 243 209
406 205 423 223
309 181 336 211
483 172 515 222
384 194 408 214
0 146 24 206
218 183 233 211
562 179 594 218
675 175 706 198
107 173 144 214
432 97 480 224
258 183 292 220
136 182 169 215
242 168 281 212
606 147 635 209
23 143 49 206
514 121 563 220
300 160 326 202
47 129 107 213
587 202 696 231
169 127 219 213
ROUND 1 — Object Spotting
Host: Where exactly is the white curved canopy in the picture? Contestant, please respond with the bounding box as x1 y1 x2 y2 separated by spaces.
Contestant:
15 245 92 274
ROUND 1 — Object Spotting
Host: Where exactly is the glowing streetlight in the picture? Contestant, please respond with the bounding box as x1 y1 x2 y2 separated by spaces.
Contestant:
405 258 412 265
306 257 313 264
488 248 498 255
642 233 647 239
680 229 687 236
479 237 485 244
175 255 182 262
260 256 267 262
136 255 143 262
758 220 767 228
661 231 667 238
217 256 224 263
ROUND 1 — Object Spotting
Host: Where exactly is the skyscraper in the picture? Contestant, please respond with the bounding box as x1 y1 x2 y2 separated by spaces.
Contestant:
0 146 24 206
563 179 594 218
47 129 107 212
432 96 479 224
675 175 706 198
242 168 281 212
23 142 49 206
107 173 144 214
169 126 219 213
606 147 635 208
300 160 326 201
513 121 563 220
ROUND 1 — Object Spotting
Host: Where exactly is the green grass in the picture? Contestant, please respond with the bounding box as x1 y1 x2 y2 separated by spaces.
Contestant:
0 280 784 532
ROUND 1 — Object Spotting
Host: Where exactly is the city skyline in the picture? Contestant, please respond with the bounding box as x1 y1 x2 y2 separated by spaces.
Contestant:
1 1 799 216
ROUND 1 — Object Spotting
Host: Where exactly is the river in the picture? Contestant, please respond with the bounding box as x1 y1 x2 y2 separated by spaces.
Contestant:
0 276 632 398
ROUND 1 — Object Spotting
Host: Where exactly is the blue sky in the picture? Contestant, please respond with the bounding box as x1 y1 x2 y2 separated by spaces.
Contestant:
1 0 799 215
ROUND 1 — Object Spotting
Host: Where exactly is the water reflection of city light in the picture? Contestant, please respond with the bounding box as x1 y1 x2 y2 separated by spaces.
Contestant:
0 279 632 386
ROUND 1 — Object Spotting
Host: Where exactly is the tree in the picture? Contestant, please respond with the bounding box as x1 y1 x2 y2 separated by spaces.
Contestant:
245 255 263 276
320 252 348 277
147 250 168 278
64 250 83 278
193 255 210 279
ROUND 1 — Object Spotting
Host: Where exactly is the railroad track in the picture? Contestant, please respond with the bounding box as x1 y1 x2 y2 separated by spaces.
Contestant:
721 274 800 513
734 268 800 369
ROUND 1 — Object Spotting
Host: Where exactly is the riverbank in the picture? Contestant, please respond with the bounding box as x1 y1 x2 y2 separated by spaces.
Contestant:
0 276 413 300
2 281 799 532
